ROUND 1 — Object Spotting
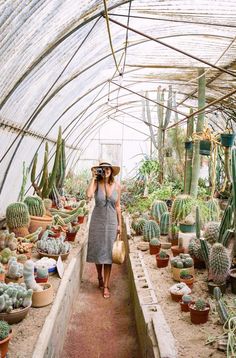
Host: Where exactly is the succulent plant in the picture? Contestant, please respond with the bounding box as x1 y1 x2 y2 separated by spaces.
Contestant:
171 254 193 268
206 199 220 221
149 238 160 246
23 260 43 292
159 250 168 259
36 266 48 279
37 233 71 255
0 320 10 340
160 212 170 235
171 195 193 223
195 299 207 311
182 294 192 303
0 282 33 312
204 221 220 244
132 218 147 235
143 220 160 242
151 200 168 223
6 202 30 229
6 257 23 279
209 243 230 284
24 196 46 217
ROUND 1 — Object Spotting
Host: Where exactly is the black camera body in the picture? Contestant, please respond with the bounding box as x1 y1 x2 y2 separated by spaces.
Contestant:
96 167 105 180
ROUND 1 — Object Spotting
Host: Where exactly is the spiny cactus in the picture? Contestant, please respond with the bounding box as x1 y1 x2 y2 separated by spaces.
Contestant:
213 287 229 324
182 294 192 303
6 202 30 229
149 238 161 246
209 243 230 284
132 218 147 235
160 212 170 235
188 238 211 261
0 320 10 340
206 199 220 221
204 221 220 244
24 196 45 217
159 250 168 258
143 220 160 242
218 204 233 244
151 200 168 223
171 195 193 223
23 260 43 292
195 299 207 311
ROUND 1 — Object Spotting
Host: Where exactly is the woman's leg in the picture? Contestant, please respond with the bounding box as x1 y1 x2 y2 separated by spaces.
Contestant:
103 264 112 298
95 264 104 288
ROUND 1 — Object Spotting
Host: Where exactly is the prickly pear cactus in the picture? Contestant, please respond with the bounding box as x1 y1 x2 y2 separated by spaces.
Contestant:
209 243 230 285
204 221 220 244
143 220 160 242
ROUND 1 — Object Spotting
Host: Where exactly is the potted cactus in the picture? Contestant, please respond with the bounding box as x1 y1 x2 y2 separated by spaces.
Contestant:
0 320 12 358
180 294 192 312
179 213 196 233
169 282 191 302
6 202 30 237
66 223 80 242
149 238 161 255
170 253 194 281
179 270 194 288
143 220 160 242
35 265 49 283
208 243 230 294
189 299 210 324
171 237 185 257
156 250 169 268
24 196 52 235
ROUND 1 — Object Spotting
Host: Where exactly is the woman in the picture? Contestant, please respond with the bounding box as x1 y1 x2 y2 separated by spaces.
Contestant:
86 161 122 299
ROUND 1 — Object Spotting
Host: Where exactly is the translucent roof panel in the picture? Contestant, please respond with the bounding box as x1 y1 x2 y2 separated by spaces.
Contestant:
1 0 236 212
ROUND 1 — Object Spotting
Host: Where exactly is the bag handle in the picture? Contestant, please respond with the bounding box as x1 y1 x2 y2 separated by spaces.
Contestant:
116 233 121 241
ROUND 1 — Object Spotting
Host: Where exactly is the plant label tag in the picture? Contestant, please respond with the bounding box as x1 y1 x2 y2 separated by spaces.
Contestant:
57 256 64 278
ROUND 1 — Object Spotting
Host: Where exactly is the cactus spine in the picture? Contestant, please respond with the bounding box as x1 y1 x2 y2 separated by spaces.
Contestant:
160 212 170 235
134 218 147 235
6 202 30 229
206 199 220 221
204 221 220 244
151 200 168 223
0 320 10 340
209 243 230 284
213 287 229 324
143 220 160 242
171 195 193 223
24 196 45 217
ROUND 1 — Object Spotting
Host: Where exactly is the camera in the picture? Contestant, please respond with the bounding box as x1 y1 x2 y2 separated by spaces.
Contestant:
95 167 105 179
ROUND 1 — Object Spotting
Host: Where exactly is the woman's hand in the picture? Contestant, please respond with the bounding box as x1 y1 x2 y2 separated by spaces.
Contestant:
117 226 122 235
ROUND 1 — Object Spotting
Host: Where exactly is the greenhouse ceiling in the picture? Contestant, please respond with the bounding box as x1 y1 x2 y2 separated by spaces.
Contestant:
0 0 236 207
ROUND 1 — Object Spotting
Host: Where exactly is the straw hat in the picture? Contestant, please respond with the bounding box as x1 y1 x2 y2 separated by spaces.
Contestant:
112 237 126 264
91 161 120 176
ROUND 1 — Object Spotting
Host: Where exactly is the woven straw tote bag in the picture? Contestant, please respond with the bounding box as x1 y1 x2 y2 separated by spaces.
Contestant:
112 234 125 264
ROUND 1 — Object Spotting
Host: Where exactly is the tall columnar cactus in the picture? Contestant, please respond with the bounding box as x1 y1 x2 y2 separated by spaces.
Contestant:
204 222 220 244
200 238 210 268
218 204 233 243
143 220 160 242
56 138 66 195
23 260 43 292
195 205 201 240
160 212 170 235
6 202 30 229
213 287 229 324
171 195 193 223
24 196 45 217
232 147 236 234
206 199 220 221
184 109 194 194
209 243 230 284
151 200 168 223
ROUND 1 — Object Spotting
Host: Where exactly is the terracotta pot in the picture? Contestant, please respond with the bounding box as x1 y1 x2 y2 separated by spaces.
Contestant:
48 228 61 238
0 305 30 324
0 330 12 358
37 250 69 261
170 292 184 302
180 274 194 288
64 205 73 210
171 266 195 282
35 276 48 283
0 272 5 282
149 244 161 255
29 215 53 236
32 283 53 307
10 226 29 238
156 254 169 268
189 302 210 324
171 245 185 257
180 300 191 312
78 216 85 224
66 232 77 242
5 276 24 284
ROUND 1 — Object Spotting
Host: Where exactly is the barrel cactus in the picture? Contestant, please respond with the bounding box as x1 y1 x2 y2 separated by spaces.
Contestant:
132 218 147 235
209 243 230 284
151 200 168 223
143 220 160 242
171 195 193 223
160 212 170 235
149 238 161 246
204 221 220 244
206 199 220 221
0 320 10 340
6 202 30 229
24 196 45 217
188 238 211 261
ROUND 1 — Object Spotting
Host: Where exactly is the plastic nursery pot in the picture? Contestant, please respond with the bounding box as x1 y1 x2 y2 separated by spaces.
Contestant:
184 141 193 150
199 140 211 156
32 283 53 308
179 223 196 233
189 302 210 324
35 276 48 283
149 243 161 255
207 281 226 295
171 245 185 257
171 266 195 282
220 133 235 147
78 216 85 224
229 269 236 294
180 300 191 312
156 254 169 268
0 330 12 358
170 292 184 302
66 232 77 242
180 274 194 289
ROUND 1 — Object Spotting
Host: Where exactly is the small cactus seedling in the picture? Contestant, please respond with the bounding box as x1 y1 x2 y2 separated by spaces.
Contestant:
195 299 207 311
182 295 192 304
159 250 168 259
149 238 161 246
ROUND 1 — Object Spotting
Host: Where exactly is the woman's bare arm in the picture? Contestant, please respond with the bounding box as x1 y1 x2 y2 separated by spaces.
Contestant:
86 170 98 199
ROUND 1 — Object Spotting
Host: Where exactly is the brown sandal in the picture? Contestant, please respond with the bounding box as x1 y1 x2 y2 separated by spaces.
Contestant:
103 287 110 299
98 276 104 289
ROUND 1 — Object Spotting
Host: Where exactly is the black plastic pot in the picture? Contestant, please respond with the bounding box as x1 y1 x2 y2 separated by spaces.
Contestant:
229 269 236 294
208 281 226 295
185 141 193 150
220 133 235 147
199 140 211 156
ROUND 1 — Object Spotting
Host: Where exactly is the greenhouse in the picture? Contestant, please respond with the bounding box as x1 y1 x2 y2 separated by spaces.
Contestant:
0 0 236 357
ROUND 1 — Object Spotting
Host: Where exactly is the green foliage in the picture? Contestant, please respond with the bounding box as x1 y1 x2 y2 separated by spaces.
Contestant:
64 169 90 200
0 320 10 340
151 200 168 223
138 157 160 177
24 196 45 217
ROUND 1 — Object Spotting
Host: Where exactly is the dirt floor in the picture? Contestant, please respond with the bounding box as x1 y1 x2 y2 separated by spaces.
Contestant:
130 235 229 358
7 224 87 358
